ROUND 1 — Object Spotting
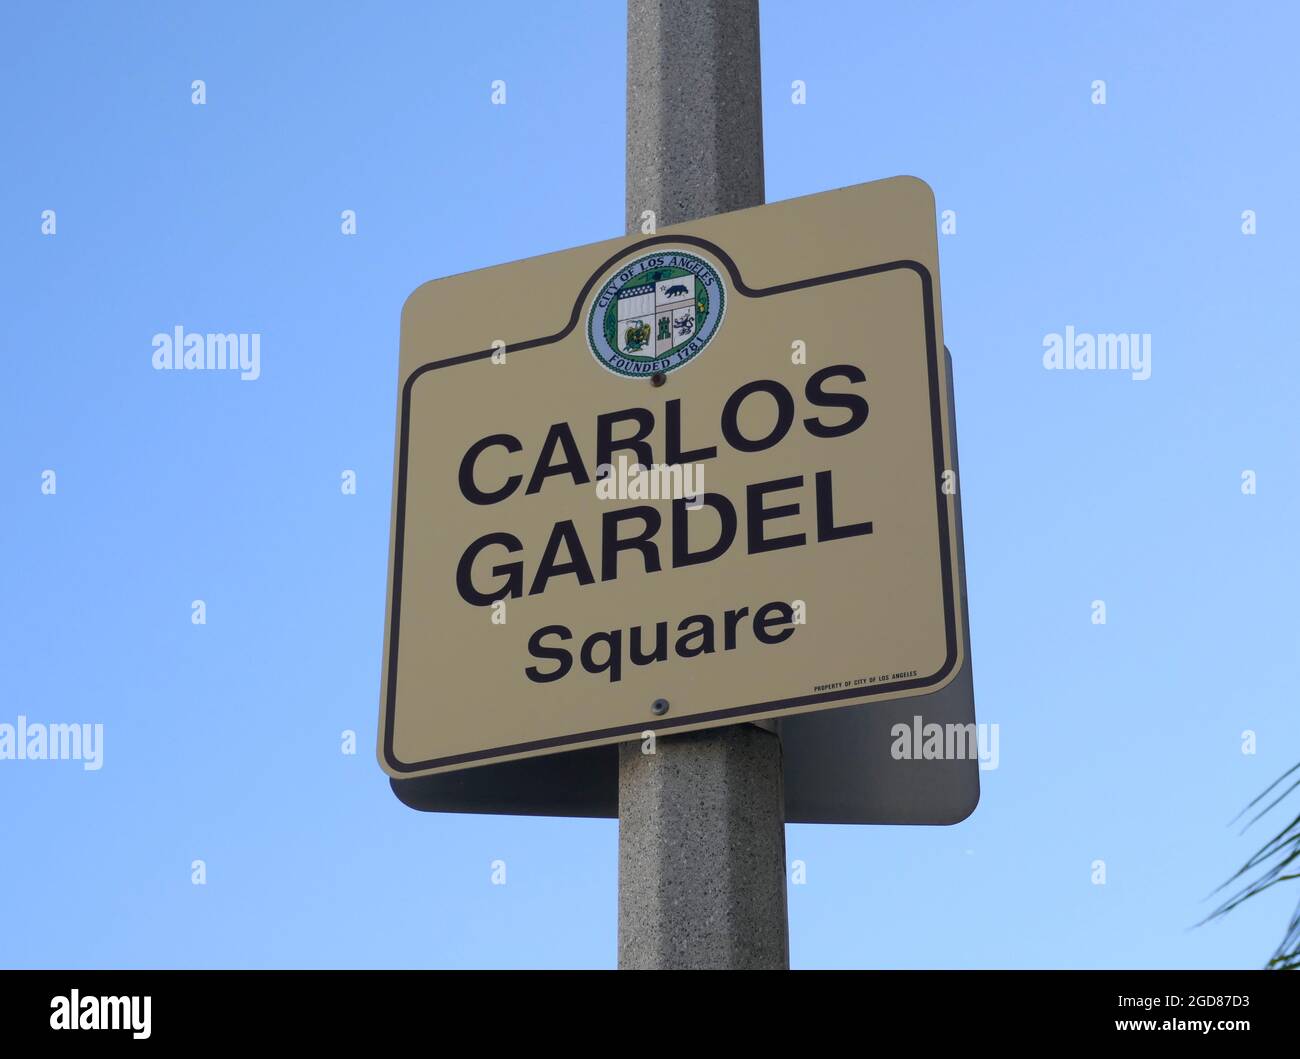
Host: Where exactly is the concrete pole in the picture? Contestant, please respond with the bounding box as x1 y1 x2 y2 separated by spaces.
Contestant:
618 0 789 970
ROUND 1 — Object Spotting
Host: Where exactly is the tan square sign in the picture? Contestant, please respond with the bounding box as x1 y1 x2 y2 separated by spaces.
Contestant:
380 176 963 777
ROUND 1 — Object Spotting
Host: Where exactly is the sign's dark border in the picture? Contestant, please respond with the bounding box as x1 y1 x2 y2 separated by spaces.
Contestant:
383 235 958 773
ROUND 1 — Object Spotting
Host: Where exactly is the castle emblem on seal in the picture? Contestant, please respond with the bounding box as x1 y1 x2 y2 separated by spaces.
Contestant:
586 249 726 378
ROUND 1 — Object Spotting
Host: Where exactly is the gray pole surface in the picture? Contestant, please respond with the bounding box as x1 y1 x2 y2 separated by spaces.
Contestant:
618 0 789 970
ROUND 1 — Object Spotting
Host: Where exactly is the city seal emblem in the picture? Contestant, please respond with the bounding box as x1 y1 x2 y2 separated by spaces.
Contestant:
586 249 726 378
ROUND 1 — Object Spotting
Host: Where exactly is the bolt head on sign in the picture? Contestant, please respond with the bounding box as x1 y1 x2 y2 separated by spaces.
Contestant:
379 176 963 778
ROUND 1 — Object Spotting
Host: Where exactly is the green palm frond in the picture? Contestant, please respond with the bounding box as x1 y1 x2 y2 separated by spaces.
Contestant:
1203 762 1300 970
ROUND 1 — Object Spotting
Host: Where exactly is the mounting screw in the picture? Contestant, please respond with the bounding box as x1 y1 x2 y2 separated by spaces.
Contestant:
651 698 670 716
651 372 667 387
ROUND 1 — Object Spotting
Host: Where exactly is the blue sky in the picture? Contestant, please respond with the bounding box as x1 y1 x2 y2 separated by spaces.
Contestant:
1 0 1297 968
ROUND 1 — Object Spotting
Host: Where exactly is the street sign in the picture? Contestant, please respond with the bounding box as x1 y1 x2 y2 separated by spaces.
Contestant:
389 346 978 824
380 176 965 779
